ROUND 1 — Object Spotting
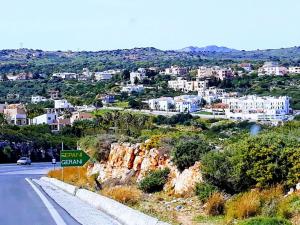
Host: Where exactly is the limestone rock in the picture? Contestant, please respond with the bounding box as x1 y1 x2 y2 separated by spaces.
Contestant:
88 141 203 195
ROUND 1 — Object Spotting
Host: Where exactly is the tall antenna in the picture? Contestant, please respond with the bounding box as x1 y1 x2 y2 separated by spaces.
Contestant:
19 42 24 49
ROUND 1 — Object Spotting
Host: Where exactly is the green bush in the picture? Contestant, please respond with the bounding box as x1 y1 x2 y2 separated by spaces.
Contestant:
138 168 170 193
195 183 218 202
238 217 292 225
172 138 211 171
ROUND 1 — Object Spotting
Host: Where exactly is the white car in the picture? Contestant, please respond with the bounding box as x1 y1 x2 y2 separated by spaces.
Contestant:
17 157 31 165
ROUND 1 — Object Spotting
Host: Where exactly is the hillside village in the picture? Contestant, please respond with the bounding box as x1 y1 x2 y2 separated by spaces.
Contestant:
0 48 299 225
0 61 299 128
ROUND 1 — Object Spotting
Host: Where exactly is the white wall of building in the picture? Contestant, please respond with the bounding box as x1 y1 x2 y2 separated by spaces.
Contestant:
54 100 73 109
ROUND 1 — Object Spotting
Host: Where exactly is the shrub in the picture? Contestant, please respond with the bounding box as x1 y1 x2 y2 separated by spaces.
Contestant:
226 191 261 221
172 138 211 171
237 217 292 225
277 194 300 219
205 192 225 216
102 186 142 206
139 168 170 193
260 186 283 217
195 183 218 202
80 134 116 162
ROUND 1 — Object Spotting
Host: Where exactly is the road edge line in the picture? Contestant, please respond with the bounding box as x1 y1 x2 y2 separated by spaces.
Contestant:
25 178 67 225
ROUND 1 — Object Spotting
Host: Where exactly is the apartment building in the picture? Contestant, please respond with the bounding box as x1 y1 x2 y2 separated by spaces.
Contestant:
168 78 208 92
148 97 174 111
222 95 290 121
289 66 300 74
197 66 233 80
258 62 288 76
198 87 226 104
3 104 27 126
148 95 201 113
164 66 188 76
174 95 202 113
197 66 218 78
217 68 233 80
130 68 146 84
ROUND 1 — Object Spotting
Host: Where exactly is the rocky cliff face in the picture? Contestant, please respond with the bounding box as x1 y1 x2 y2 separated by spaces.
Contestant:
88 141 202 195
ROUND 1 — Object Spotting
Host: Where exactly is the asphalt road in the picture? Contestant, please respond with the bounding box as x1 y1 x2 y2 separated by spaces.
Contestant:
0 162 81 225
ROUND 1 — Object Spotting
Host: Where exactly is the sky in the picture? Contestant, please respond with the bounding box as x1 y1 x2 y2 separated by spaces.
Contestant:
1 0 300 51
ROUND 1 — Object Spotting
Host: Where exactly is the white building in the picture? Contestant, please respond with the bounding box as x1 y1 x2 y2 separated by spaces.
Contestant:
3 104 27 126
168 78 186 91
288 66 300 74
31 113 57 125
148 97 174 111
164 66 188 76
54 99 73 109
168 78 208 92
197 66 220 78
258 62 288 76
239 63 252 72
121 85 144 94
147 95 201 113
82 68 92 77
94 72 113 81
197 66 233 80
198 87 226 104
52 73 78 80
174 95 202 113
222 95 290 121
217 68 233 80
31 113 70 131
130 69 146 84
31 96 48 104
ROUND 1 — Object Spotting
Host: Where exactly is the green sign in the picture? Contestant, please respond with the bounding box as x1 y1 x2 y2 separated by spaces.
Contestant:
60 150 90 167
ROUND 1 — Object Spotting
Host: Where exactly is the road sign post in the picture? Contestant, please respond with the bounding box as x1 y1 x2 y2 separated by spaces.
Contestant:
60 150 90 167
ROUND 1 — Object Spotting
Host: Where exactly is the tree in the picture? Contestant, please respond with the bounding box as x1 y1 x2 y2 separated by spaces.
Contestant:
93 99 103 108
3 146 13 159
0 113 7 126
121 70 130 80
172 137 211 171
202 130 300 193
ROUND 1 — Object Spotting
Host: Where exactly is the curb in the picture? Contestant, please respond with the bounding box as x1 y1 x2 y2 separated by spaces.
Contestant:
41 177 170 225
76 189 160 225
40 177 78 196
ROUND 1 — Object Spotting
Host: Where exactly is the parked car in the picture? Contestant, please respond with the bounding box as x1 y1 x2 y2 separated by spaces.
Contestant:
17 157 31 165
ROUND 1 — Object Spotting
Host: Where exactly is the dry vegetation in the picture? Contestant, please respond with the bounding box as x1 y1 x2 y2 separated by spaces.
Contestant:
205 192 225 216
47 168 300 225
101 185 142 206
48 166 97 190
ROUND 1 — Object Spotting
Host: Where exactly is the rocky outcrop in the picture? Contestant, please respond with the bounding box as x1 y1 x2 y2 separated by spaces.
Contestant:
88 141 203 195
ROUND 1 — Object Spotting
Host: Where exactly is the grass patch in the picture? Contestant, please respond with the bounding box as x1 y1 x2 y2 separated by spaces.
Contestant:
196 111 213 115
237 217 292 225
194 215 224 224
112 101 129 108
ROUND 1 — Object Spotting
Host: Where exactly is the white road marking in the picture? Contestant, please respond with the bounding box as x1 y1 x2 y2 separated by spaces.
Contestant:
25 178 67 225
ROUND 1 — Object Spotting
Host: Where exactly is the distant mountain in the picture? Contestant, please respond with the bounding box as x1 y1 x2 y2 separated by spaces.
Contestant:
179 45 239 53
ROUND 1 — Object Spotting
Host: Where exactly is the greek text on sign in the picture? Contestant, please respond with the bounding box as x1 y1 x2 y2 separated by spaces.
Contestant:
60 150 90 167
